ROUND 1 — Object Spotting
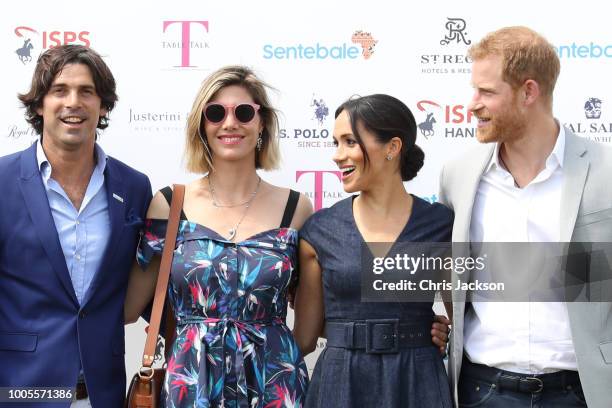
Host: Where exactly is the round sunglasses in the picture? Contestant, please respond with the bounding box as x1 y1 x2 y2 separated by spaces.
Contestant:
203 102 261 124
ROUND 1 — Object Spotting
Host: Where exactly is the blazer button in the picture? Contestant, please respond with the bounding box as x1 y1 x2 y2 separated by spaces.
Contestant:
79 311 86 318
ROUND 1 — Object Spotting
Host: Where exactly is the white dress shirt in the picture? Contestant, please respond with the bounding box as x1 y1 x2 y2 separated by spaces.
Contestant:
465 125 578 374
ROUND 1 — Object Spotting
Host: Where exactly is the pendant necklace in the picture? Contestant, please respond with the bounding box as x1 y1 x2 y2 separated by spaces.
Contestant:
208 174 261 241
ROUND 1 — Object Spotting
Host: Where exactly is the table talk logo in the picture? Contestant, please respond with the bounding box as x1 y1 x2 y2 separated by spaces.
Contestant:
295 170 345 211
14 26 91 65
564 97 611 143
161 20 210 68
279 94 334 149
419 18 472 75
416 100 476 139
263 31 377 60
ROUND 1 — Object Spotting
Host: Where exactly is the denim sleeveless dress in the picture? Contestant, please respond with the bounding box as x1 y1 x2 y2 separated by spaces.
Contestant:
300 196 453 408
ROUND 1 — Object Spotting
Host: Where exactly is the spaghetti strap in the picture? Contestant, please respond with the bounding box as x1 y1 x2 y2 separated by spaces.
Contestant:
280 189 300 228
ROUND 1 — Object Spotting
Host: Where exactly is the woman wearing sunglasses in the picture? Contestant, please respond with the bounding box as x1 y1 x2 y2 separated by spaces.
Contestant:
293 94 454 408
125 66 312 407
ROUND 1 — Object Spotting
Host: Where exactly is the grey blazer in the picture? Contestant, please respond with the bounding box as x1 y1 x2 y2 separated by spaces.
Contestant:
439 129 612 408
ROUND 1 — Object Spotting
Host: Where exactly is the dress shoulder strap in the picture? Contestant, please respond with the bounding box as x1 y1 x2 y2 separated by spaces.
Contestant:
280 189 300 229
159 186 188 221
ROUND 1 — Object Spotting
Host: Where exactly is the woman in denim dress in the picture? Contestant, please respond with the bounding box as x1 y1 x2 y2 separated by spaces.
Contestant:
294 94 453 408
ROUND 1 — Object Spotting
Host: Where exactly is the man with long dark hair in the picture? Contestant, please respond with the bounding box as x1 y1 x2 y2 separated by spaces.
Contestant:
0 45 151 407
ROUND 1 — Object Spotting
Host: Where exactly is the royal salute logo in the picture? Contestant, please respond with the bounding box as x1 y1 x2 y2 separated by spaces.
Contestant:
585 98 602 119
279 94 334 149
564 97 611 143
161 20 210 68
415 99 476 139
13 26 91 65
418 17 472 75
4 125 37 141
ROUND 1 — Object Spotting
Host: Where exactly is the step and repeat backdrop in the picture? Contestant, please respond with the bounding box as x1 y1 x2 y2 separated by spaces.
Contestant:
2 0 611 376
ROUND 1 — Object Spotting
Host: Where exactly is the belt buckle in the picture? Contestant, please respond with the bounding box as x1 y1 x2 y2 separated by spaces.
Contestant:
523 377 544 393
365 318 399 354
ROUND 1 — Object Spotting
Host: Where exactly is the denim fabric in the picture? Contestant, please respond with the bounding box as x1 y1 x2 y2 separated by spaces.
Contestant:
301 196 454 408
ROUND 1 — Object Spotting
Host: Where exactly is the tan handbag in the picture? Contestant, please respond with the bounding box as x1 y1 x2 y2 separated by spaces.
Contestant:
125 184 184 408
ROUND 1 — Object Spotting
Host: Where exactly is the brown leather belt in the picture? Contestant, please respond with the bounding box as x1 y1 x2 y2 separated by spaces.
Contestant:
75 382 88 400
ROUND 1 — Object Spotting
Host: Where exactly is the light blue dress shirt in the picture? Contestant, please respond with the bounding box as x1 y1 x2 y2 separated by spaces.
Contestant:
36 141 111 305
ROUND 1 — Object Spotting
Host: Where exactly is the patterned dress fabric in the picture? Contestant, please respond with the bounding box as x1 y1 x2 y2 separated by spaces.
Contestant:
138 220 308 408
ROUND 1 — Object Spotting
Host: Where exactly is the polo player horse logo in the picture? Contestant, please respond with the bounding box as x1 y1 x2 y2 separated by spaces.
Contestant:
418 112 437 138
311 95 329 126
16 39 34 64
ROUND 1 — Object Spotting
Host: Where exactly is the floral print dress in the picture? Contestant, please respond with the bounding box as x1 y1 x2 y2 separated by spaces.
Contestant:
137 220 308 408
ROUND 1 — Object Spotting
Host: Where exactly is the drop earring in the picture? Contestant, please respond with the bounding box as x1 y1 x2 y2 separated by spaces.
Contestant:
256 132 263 151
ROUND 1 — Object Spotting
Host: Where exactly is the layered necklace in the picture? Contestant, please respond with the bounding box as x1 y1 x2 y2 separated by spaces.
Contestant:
208 173 261 241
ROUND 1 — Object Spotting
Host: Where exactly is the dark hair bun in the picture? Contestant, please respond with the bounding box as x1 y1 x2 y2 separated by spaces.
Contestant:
401 144 424 181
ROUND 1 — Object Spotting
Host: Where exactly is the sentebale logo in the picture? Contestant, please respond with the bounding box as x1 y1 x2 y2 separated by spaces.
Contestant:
263 32 377 60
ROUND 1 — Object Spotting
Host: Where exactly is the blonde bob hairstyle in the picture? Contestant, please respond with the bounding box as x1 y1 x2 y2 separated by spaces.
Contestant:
185 65 281 173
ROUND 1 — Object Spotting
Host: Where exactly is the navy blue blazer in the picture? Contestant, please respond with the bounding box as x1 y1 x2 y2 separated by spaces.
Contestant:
0 143 152 407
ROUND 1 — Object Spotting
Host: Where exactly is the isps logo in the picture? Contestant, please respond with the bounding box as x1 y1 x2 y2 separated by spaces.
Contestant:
14 26 91 64
416 100 475 139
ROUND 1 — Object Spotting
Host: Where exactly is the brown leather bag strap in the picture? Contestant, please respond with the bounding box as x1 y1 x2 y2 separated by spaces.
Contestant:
141 184 185 367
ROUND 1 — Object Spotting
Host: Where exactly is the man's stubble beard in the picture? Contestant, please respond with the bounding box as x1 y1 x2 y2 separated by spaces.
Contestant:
476 96 527 144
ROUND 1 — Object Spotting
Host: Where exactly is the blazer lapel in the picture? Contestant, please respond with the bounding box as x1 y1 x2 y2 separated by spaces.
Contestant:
18 143 79 306
454 144 495 242
82 158 125 305
560 131 589 242
451 144 495 307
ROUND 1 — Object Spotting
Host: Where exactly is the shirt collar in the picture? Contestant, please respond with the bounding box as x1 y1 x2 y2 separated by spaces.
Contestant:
36 140 108 181
485 121 566 174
